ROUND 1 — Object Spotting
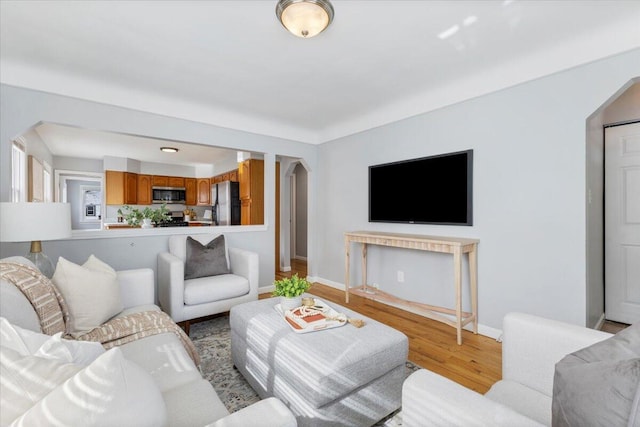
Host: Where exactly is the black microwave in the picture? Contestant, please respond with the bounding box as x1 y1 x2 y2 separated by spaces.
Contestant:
152 187 186 204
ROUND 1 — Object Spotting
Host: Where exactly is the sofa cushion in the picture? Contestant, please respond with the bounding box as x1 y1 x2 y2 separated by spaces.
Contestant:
185 235 230 280
52 256 124 337
14 347 168 427
184 274 250 305
0 345 82 425
486 379 551 426
552 322 640 427
118 333 202 393
163 378 228 427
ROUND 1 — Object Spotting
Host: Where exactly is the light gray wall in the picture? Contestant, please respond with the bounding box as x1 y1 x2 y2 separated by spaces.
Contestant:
54 156 104 173
603 82 640 124
294 163 308 258
0 84 318 292
315 49 640 330
22 128 53 167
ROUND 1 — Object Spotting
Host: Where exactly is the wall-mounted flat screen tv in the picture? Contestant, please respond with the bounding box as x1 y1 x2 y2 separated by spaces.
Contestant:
369 149 473 226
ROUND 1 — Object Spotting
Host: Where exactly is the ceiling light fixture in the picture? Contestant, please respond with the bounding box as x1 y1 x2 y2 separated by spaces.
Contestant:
160 147 179 153
276 0 334 38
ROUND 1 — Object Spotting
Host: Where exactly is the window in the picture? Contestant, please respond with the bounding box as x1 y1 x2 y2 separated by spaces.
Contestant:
11 140 26 202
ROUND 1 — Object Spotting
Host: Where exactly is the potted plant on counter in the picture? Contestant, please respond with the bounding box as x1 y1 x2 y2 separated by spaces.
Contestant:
272 274 311 311
120 204 170 228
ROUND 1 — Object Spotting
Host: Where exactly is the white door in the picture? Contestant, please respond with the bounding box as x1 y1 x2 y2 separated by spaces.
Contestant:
605 121 640 324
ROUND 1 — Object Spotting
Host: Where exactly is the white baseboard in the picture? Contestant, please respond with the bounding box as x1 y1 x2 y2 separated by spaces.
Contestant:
294 255 307 261
281 266 292 272
259 285 275 295
309 276 503 341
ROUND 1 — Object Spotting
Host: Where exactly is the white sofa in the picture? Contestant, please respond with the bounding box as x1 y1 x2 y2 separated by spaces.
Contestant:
0 256 295 427
158 234 258 334
401 312 612 426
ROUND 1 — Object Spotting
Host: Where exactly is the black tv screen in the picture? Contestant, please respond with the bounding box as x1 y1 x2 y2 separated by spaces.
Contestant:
368 150 473 226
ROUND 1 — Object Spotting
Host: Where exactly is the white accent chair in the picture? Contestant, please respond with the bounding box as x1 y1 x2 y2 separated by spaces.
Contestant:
157 234 259 334
401 312 612 426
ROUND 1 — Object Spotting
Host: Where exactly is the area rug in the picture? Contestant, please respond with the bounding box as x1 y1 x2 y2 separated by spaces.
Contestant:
190 314 418 426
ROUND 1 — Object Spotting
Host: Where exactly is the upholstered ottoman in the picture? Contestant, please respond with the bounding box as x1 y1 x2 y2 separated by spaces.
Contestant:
230 296 408 427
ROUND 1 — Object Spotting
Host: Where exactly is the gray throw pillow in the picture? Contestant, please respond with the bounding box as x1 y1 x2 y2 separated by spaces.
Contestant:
552 322 640 427
184 235 230 280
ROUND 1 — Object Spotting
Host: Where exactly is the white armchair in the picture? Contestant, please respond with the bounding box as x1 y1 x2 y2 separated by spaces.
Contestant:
401 313 612 426
157 234 258 334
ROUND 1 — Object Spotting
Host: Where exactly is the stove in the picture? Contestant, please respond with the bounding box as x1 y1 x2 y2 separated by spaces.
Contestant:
157 210 189 227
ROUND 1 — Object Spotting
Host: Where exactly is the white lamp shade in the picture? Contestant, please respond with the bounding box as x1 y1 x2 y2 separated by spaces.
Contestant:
0 202 72 242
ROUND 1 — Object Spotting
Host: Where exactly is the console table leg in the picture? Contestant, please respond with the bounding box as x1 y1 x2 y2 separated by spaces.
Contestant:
454 247 463 345
345 239 350 303
470 245 478 334
361 244 368 291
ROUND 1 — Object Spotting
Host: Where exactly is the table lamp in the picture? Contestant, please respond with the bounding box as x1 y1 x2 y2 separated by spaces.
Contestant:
0 202 72 278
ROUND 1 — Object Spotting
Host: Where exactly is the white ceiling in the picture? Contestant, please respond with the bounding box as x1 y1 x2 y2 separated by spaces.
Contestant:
2 0 639 148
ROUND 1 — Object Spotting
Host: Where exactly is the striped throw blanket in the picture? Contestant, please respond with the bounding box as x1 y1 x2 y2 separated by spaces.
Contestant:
0 261 200 367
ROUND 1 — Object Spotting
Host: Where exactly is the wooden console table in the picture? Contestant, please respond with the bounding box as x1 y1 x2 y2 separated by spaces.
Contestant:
344 231 478 345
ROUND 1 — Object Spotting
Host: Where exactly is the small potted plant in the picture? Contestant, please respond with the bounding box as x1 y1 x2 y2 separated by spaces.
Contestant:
272 274 311 311
120 205 143 226
150 203 171 226
120 204 170 228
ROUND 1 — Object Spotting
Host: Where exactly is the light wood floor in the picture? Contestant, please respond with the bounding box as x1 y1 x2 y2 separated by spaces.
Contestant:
275 258 308 281
268 260 502 393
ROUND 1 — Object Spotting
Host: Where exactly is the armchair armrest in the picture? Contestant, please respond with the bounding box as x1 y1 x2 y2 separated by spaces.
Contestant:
502 313 611 397
157 251 186 322
228 247 259 296
116 268 154 309
402 369 543 427
206 397 297 427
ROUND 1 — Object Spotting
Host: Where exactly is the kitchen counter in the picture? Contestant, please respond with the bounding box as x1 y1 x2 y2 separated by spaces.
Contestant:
186 220 213 226
103 221 213 229
104 223 139 229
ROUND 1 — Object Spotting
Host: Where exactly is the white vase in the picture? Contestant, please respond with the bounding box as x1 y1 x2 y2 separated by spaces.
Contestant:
142 218 153 228
280 296 302 311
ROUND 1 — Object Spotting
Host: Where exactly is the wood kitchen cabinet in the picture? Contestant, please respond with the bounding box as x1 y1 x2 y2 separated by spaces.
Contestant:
137 174 152 205
106 170 137 205
238 159 264 225
168 176 185 187
211 169 238 184
152 175 169 187
184 178 197 206
152 175 185 188
196 178 211 206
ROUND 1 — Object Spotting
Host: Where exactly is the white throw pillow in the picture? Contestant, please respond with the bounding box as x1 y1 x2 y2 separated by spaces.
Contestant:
0 345 82 425
34 332 105 366
51 256 123 337
83 254 117 275
0 317 105 366
0 317 49 356
11 348 168 427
